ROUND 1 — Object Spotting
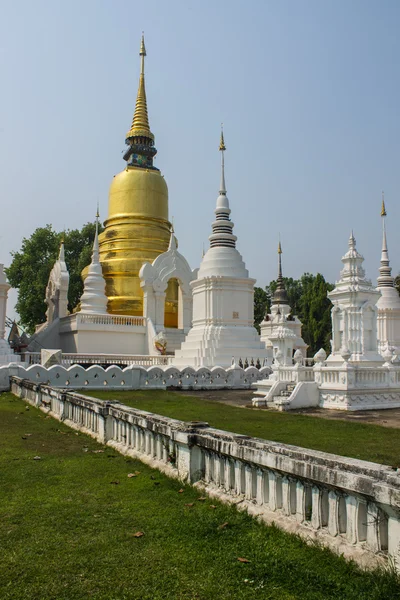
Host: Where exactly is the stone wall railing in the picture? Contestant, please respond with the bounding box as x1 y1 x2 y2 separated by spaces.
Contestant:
10 376 400 569
61 313 147 328
21 352 171 367
1 363 268 392
276 365 315 383
315 364 400 389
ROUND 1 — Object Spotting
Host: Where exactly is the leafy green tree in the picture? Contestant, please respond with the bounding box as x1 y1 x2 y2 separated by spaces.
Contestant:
254 287 269 332
298 273 334 354
6 222 103 334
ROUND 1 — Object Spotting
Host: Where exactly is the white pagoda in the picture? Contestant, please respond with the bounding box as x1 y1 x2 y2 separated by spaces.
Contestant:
326 232 382 365
376 197 400 355
260 242 307 365
174 132 267 368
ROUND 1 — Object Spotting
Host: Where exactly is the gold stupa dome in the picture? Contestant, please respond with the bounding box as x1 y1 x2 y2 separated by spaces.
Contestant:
96 35 178 324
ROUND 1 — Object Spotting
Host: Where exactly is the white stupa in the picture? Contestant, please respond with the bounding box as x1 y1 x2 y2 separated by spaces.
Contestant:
80 211 108 315
327 232 382 365
260 241 307 365
376 196 400 354
174 131 267 368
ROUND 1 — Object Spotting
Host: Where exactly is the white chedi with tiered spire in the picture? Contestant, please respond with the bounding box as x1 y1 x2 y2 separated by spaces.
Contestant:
80 212 108 315
260 241 307 365
327 231 382 365
174 131 268 368
376 196 400 354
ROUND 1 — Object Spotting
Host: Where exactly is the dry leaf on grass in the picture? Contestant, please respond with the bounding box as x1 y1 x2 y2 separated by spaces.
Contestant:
237 557 250 563
184 503 194 507
197 497 207 501
110 480 120 485
210 505 217 509
178 489 184 493
92 450 104 454
133 531 144 538
218 522 229 530
33 456 41 460
24 434 32 437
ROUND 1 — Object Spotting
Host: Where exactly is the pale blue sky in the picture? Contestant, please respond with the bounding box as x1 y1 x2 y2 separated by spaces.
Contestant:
2 0 400 318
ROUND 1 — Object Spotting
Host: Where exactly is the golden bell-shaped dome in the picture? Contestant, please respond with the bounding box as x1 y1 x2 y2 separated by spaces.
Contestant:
96 36 178 324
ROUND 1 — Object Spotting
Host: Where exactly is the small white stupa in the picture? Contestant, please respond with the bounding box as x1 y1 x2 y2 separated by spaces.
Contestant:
174 130 267 368
80 210 108 315
260 241 307 365
376 196 400 355
327 232 382 365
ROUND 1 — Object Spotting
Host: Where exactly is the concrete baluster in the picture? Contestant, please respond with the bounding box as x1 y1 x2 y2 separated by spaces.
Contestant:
204 452 212 483
295 481 307 523
268 471 277 511
234 460 243 495
311 486 322 529
256 469 264 505
245 465 253 500
282 476 291 515
345 496 358 543
224 458 232 492
328 490 339 536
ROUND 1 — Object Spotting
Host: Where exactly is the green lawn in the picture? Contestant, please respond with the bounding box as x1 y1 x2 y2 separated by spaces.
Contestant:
86 390 400 467
1 393 400 600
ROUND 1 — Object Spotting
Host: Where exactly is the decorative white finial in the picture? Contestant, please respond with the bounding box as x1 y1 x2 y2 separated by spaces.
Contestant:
378 194 394 288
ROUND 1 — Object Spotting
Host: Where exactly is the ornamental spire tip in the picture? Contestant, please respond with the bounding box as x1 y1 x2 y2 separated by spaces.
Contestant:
381 191 387 217
219 124 226 151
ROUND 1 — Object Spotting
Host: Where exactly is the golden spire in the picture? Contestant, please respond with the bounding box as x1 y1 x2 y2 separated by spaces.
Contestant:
381 191 387 217
278 240 282 254
219 124 226 151
126 34 154 142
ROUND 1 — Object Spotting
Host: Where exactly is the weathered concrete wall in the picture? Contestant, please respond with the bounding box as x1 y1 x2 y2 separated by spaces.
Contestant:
10 376 400 570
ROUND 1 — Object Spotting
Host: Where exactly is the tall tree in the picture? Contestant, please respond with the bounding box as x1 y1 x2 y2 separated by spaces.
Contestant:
6 222 103 334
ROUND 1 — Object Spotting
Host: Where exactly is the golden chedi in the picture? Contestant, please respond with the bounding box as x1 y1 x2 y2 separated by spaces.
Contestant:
98 36 178 326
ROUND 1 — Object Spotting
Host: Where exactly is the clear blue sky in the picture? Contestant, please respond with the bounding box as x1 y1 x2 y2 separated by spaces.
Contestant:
2 0 400 318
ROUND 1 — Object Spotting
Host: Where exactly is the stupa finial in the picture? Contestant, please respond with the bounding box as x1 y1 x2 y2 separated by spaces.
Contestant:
378 194 394 288
219 124 226 151
208 128 237 250
381 191 387 217
125 33 154 143
273 237 289 305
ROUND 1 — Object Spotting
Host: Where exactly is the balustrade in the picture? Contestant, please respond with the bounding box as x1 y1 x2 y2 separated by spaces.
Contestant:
10 375 400 569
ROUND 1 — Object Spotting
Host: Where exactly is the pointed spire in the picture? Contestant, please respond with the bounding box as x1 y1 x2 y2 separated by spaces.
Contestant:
58 241 65 262
80 209 108 315
125 34 154 143
377 195 394 288
381 191 387 217
272 239 289 305
208 128 237 249
168 224 177 251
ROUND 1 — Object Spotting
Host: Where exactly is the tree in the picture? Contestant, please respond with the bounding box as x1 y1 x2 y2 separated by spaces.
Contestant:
6 222 103 334
298 273 334 355
254 287 269 333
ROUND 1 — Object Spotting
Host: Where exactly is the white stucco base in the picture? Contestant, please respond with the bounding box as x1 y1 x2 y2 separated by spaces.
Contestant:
173 324 267 368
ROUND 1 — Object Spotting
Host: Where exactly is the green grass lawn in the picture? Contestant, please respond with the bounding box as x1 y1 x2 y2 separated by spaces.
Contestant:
1 393 400 600
86 390 400 467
